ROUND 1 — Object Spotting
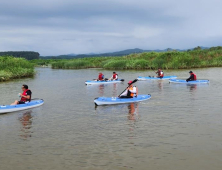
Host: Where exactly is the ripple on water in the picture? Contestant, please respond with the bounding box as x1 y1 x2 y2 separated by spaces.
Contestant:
0 67 222 170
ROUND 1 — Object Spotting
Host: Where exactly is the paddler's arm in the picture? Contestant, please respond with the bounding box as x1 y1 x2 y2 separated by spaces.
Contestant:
186 75 193 82
19 90 31 100
136 87 138 96
19 94 31 100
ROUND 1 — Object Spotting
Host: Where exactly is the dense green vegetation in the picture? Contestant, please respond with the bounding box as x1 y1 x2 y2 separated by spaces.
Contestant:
44 47 222 70
30 59 56 66
0 51 39 60
0 56 35 82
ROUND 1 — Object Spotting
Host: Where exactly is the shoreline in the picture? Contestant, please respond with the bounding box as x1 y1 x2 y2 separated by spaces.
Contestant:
0 71 35 82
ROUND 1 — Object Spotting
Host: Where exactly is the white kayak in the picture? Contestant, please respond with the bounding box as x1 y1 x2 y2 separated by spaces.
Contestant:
85 79 124 85
169 79 209 84
137 76 177 80
94 94 151 106
0 99 44 114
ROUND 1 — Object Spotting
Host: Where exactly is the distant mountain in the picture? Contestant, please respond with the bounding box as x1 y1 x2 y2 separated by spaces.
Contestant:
65 52 97 56
199 46 209 49
40 48 158 59
39 47 210 59
66 53 77 56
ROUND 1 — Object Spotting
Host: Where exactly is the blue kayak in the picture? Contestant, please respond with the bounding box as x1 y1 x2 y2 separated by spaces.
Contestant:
137 76 177 80
94 94 151 106
0 99 44 114
169 79 209 84
85 79 124 85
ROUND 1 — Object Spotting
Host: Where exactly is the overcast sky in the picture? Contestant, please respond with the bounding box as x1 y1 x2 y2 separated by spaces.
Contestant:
0 0 221 56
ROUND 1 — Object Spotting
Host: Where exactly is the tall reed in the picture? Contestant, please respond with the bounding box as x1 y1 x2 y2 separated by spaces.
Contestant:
34 48 222 70
0 56 35 81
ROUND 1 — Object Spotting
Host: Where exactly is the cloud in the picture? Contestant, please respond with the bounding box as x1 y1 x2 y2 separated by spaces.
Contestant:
0 0 221 55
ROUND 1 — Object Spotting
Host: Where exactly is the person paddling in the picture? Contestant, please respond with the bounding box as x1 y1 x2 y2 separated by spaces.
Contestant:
186 71 197 82
119 81 138 98
109 72 118 80
156 68 164 78
11 84 32 105
97 72 105 81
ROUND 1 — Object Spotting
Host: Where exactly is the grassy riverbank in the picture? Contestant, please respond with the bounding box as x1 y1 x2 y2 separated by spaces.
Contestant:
34 47 222 70
0 56 35 82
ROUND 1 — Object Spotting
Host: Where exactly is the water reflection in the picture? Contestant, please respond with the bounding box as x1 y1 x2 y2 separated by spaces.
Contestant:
94 102 139 120
98 84 105 96
157 80 163 90
170 83 209 89
127 103 139 121
86 84 105 96
187 84 197 91
18 110 33 139
112 83 117 97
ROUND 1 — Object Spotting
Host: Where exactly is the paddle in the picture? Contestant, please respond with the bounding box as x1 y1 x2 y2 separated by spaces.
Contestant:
150 67 157 74
109 78 124 81
93 78 108 81
31 98 41 100
118 79 138 97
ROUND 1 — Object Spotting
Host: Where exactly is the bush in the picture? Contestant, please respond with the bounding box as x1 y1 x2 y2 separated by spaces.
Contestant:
103 60 127 69
133 59 150 69
0 56 35 81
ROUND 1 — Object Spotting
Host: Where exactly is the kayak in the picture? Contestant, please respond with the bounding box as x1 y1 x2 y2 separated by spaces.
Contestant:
85 79 124 85
94 94 151 106
169 79 209 84
0 99 44 114
137 76 177 80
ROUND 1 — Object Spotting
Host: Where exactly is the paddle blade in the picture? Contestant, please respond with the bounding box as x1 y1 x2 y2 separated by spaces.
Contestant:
131 79 138 84
120 79 124 81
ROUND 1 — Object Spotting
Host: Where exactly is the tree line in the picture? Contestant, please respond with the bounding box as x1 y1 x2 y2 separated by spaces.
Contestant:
0 51 39 60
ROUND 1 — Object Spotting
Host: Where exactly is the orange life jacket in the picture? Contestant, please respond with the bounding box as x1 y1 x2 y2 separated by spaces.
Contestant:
129 87 134 97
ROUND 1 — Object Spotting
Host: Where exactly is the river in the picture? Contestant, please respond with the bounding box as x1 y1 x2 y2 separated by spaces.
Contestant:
0 67 222 170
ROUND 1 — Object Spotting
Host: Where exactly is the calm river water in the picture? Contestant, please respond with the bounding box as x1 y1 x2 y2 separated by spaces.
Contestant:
0 67 222 170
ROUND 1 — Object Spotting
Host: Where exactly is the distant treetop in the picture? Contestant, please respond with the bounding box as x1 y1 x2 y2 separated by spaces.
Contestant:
0 51 39 60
